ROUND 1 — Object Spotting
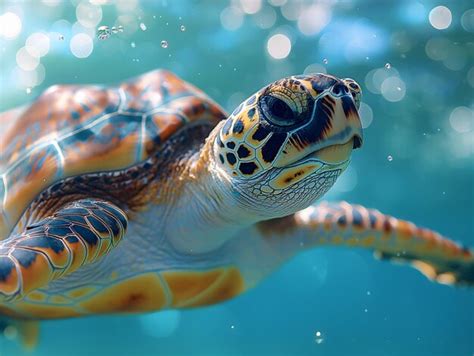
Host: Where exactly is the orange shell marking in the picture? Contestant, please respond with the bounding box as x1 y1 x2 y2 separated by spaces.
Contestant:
80 273 167 314
0 267 244 319
163 267 245 308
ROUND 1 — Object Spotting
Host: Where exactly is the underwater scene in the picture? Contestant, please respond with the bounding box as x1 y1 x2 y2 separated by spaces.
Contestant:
0 0 473 355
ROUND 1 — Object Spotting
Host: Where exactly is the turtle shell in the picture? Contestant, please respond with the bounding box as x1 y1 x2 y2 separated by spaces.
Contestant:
0 70 226 239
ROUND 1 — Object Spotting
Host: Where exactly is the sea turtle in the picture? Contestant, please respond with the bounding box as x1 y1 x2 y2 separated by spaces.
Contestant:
0 70 472 348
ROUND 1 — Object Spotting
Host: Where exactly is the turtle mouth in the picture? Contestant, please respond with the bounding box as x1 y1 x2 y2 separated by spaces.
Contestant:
287 136 357 168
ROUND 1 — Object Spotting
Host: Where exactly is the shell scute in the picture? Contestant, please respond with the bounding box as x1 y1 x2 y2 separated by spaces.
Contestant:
57 113 142 177
4 144 63 226
2 85 120 167
0 69 227 239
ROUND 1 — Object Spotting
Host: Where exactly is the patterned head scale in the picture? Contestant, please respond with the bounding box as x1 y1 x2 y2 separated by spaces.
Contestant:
214 73 363 213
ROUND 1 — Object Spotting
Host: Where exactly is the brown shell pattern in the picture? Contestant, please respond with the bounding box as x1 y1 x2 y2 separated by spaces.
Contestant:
0 70 226 239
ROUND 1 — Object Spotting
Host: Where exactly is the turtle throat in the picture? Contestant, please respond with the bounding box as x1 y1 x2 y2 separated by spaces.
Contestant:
165 123 260 255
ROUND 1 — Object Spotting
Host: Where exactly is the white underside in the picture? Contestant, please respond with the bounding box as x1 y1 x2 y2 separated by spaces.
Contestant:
45 203 289 295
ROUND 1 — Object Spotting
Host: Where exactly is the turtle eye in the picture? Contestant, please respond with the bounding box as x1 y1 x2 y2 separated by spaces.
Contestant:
260 95 297 127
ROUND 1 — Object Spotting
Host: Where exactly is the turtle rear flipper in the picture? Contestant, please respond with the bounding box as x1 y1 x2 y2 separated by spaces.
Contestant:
376 249 474 286
0 198 128 302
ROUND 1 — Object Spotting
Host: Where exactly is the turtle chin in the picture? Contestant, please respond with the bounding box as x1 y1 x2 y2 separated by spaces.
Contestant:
229 145 351 219
233 165 346 219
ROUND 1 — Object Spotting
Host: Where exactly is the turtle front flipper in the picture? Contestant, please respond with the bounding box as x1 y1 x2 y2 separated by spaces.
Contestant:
260 201 474 286
0 199 127 302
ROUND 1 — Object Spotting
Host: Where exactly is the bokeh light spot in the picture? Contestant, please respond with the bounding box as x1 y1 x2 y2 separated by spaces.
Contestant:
297 4 331 36
26 32 50 57
220 6 244 31
140 310 181 338
359 102 374 129
16 47 39 71
467 66 474 88
425 37 451 61
0 12 22 39
76 1 103 28
252 5 277 29
332 165 358 193
429 6 452 30
461 9 474 32
70 33 93 58
449 107 473 133
381 76 406 102
267 33 291 59
304 63 327 75
239 0 262 15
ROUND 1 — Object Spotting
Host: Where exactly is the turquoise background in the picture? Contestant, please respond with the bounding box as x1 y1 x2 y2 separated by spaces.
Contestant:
0 0 473 355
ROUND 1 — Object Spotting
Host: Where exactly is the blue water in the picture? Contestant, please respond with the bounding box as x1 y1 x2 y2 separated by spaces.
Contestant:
1 1 473 355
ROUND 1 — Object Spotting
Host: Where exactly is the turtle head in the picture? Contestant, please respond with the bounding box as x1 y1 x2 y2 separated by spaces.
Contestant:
213 74 363 217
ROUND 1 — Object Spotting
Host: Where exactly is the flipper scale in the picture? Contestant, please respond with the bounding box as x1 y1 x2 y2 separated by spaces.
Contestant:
0 199 127 301
262 201 474 286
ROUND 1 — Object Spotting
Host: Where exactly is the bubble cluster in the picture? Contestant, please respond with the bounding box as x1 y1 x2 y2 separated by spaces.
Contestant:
97 25 123 40
97 25 111 40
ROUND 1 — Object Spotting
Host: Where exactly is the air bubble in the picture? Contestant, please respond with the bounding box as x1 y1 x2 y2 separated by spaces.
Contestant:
387 155 393 161
161 40 168 48
26 87 31 94
314 331 324 344
323 58 328 64
111 25 123 34
131 42 136 48
97 26 111 40
385 62 391 69
180 25 186 31
140 22 147 31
